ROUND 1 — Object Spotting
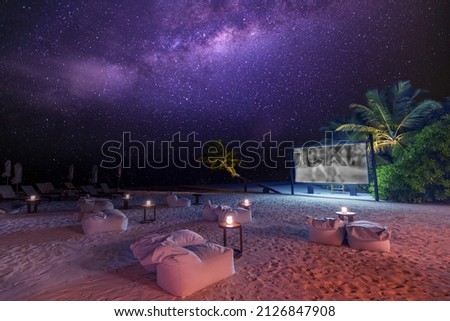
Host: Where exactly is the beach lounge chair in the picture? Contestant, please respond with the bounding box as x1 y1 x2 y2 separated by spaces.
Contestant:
64 182 83 193
0 185 26 213
62 182 84 198
35 182 62 199
22 185 58 202
100 183 123 197
80 185 112 198
0 185 24 200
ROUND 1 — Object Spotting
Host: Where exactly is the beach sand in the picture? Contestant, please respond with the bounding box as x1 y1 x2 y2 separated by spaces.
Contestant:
0 191 449 301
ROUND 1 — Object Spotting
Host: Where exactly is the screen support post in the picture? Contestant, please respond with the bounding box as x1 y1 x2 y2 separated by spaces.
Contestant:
368 134 379 201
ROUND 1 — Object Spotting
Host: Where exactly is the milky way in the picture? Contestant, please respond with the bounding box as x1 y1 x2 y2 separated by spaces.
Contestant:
1 0 449 185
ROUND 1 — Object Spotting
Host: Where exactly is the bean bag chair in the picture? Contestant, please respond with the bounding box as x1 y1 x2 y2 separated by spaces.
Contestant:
156 242 235 297
213 204 253 224
202 200 218 221
130 229 207 272
346 220 391 252
307 216 345 246
130 229 235 297
81 209 128 235
77 196 114 212
165 194 191 208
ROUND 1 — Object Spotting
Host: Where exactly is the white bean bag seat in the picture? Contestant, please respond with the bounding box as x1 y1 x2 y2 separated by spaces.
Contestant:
77 196 114 213
216 205 252 224
202 200 218 221
156 242 235 297
81 209 128 235
346 220 391 252
130 229 235 297
307 216 345 246
165 194 191 208
130 229 207 272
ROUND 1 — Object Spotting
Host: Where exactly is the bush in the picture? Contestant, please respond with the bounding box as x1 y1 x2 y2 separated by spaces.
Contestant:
376 116 450 203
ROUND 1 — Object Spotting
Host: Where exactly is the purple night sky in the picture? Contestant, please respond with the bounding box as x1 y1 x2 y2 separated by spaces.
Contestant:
1 0 449 185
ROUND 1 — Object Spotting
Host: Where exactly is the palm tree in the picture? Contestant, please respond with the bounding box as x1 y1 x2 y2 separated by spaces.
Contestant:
199 140 281 193
336 80 442 159
199 140 241 178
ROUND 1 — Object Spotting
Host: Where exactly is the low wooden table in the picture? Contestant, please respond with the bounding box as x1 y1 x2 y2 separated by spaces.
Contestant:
26 198 40 213
218 222 243 258
238 201 253 210
336 211 356 222
122 196 132 209
141 204 157 223
192 193 203 205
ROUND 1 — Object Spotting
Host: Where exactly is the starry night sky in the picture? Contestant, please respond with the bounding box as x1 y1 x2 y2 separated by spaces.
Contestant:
1 0 449 186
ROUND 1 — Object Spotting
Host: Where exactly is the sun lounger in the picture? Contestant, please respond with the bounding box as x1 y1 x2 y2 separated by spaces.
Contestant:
100 183 123 197
35 182 62 200
80 185 112 198
0 185 24 200
22 185 58 202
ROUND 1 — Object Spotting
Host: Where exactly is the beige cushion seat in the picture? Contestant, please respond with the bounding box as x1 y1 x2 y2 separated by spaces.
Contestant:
130 229 235 297
202 201 252 224
81 209 128 235
165 194 191 208
346 220 391 252
307 216 346 246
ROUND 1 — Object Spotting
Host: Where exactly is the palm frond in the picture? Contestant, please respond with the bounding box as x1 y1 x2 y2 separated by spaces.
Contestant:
395 100 442 134
368 90 394 132
389 80 413 122
337 123 377 134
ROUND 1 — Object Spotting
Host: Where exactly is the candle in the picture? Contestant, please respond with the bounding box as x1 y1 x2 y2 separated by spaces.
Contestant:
30 195 36 200
341 207 347 213
125 194 130 199
226 215 233 225
146 200 151 206
244 199 249 205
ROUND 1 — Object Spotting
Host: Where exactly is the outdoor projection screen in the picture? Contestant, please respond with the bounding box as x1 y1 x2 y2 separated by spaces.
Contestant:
293 143 369 184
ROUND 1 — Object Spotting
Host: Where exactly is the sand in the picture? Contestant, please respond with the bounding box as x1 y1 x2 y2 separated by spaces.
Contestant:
0 191 449 301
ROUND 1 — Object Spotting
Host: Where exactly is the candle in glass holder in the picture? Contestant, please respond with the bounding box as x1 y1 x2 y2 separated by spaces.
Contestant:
146 200 151 206
125 194 130 199
30 195 36 201
341 207 347 213
244 199 249 205
226 215 233 225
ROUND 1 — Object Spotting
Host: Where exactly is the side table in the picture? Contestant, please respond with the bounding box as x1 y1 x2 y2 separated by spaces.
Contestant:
192 193 203 205
336 211 356 222
26 198 40 213
238 200 253 210
122 196 132 209
141 204 157 223
218 222 243 258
